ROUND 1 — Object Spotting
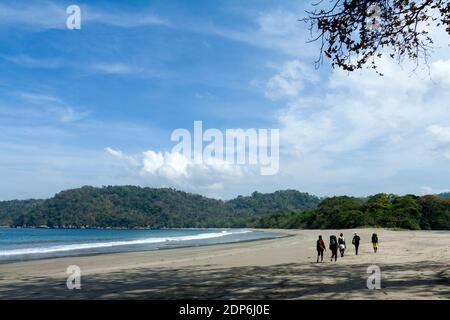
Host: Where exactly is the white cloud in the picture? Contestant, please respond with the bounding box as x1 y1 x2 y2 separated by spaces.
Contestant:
419 186 449 195
281 57 450 153
0 1 66 29
427 125 450 143
0 1 170 30
12 92 91 123
105 147 140 167
91 63 138 75
141 150 165 175
17 92 63 103
2 54 62 69
251 8 317 57
89 62 166 78
273 57 450 196
183 6 317 58
104 57 450 198
51 106 90 123
431 59 450 87
265 60 318 100
105 148 249 194
426 124 450 159
85 7 171 28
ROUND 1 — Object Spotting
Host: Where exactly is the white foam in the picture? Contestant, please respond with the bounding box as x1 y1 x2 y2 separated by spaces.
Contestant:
0 230 252 256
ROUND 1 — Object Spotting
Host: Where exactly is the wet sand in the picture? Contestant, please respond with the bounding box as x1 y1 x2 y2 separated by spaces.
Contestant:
0 228 448 299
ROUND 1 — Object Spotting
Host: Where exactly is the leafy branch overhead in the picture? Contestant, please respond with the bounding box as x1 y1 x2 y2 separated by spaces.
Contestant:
302 0 450 74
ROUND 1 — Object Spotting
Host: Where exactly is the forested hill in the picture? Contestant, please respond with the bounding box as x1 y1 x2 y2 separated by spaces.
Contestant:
0 186 320 228
1 187 449 230
228 190 321 214
0 199 43 226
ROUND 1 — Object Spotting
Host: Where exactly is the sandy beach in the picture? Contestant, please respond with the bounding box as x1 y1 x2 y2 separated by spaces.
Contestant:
0 228 448 300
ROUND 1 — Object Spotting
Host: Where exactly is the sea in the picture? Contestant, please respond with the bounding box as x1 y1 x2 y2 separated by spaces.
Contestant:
0 227 285 262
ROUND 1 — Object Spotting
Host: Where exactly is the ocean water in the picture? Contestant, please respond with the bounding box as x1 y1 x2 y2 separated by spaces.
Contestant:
0 227 284 262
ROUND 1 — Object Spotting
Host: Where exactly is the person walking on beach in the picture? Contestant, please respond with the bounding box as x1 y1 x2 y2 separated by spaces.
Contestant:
316 235 326 263
338 233 346 257
372 233 379 253
329 235 338 262
352 232 360 255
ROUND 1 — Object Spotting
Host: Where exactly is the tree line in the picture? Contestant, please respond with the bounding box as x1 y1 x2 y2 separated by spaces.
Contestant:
255 194 450 230
0 186 448 230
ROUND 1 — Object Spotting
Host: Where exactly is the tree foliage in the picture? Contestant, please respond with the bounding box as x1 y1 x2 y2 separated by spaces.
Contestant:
0 187 448 230
302 0 450 74
0 199 43 226
0 186 319 229
254 193 450 230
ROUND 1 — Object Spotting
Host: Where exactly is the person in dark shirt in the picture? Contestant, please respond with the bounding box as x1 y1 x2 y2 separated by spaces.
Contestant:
329 235 338 262
316 235 326 263
352 232 361 255
372 233 379 253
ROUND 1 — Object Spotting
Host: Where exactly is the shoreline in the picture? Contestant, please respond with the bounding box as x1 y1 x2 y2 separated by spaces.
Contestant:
0 228 448 299
0 229 291 265
0 228 293 266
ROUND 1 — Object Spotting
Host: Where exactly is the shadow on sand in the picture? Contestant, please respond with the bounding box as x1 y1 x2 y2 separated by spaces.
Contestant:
0 260 448 299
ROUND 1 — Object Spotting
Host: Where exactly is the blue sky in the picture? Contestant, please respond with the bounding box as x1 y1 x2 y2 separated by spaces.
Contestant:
1 0 450 200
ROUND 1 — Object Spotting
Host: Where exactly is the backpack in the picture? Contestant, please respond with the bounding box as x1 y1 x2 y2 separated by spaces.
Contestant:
329 236 337 249
372 234 378 242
